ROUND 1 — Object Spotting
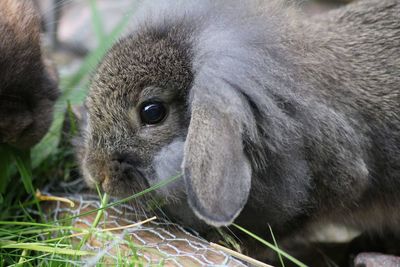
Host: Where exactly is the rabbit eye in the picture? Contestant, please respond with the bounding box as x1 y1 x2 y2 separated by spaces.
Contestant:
140 101 168 125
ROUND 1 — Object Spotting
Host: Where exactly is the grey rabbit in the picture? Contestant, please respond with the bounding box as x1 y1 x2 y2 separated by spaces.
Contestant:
0 0 59 149
77 0 400 249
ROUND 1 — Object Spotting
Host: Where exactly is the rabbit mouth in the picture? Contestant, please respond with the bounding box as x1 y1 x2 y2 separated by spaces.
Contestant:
101 166 149 197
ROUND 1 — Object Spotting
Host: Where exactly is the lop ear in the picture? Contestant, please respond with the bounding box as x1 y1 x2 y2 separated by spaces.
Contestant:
183 76 252 227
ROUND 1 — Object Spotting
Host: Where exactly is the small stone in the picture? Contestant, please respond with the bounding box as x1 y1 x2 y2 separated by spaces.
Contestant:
354 252 400 267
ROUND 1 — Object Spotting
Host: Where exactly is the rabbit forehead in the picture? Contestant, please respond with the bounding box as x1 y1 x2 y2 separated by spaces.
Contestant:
87 28 193 121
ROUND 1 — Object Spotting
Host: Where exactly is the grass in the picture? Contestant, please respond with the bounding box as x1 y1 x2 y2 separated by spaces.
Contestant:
0 1 307 266
234 224 307 267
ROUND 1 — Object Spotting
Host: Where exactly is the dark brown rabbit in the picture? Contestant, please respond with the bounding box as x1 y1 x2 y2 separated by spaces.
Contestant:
78 0 400 254
0 0 59 149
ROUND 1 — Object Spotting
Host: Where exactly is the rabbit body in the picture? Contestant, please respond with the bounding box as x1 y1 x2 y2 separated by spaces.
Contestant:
0 0 58 149
79 0 400 240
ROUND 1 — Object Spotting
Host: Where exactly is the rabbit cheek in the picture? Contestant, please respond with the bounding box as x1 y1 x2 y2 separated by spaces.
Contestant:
151 139 185 198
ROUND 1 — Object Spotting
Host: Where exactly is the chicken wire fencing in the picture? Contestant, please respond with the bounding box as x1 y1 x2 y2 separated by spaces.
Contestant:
30 179 248 267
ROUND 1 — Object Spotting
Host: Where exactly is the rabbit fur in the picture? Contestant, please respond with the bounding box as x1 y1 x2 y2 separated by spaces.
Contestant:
78 0 400 240
0 0 59 149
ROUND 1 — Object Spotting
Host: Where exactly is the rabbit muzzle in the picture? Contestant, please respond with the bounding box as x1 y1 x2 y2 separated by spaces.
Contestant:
82 150 151 197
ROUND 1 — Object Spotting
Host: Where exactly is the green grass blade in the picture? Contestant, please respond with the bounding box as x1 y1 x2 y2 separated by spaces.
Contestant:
78 193 109 248
66 101 78 136
89 0 106 43
268 224 285 267
0 242 93 256
12 149 44 219
12 149 32 194
233 224 307 267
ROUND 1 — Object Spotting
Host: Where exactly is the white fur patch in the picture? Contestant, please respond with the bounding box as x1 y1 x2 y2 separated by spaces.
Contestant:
151 139 185 198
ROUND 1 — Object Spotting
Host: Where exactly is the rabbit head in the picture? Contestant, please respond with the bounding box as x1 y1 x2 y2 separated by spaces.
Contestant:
78 0 310 231
0 0 59 149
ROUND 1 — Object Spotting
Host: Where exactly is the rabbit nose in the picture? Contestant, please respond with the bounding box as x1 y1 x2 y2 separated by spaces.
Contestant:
108 152 147 187
110 152 142 178
111 152 139 166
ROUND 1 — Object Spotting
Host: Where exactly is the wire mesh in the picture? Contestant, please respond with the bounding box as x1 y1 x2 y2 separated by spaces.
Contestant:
39 191 248 267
